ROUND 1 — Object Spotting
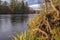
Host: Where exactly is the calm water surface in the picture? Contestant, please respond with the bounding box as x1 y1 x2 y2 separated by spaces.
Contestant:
0 14 38 40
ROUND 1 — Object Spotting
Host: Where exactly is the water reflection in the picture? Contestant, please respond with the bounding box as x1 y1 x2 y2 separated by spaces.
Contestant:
0 14 37 40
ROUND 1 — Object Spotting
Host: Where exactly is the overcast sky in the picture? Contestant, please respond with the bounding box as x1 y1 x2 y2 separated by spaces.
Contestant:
28 0 43 5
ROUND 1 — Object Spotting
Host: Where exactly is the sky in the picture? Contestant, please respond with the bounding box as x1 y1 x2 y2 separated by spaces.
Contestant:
28 0 43 5
28 0 43 10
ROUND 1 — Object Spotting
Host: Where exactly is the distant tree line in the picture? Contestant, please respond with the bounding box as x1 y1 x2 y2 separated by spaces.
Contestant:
0 0 31 13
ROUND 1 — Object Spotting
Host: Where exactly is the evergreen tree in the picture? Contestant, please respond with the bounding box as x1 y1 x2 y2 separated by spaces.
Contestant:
0 0 2 13
10 0 16 12
3 1 8 6
0 0 1 5
20 1 30 13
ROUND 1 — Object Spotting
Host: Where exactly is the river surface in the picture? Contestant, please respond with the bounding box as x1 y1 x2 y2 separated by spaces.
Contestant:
0 14 38 40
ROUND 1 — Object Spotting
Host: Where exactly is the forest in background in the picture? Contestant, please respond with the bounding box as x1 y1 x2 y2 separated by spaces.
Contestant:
12 0 60 40
0 0 31 13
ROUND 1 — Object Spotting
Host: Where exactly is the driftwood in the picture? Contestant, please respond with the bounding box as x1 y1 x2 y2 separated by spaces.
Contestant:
28 0 60 39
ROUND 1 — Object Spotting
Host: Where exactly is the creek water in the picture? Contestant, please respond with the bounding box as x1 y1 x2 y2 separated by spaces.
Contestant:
0 14 37 40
